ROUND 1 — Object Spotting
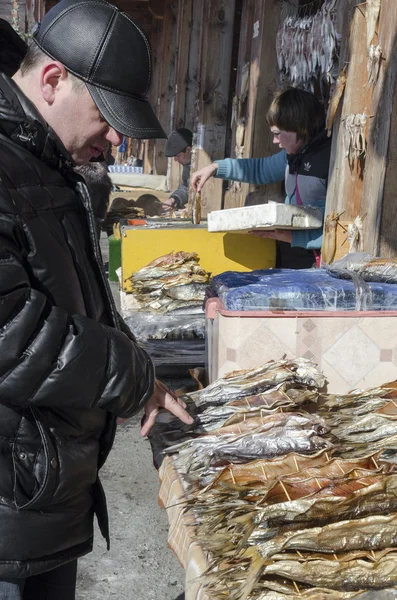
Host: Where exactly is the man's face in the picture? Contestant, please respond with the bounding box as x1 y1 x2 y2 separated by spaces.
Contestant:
270 126 304 155
49 80 123 165
173 146 191 166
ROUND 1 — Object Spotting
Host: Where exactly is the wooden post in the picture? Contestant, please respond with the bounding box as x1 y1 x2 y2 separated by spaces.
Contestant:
324 0 397 260
223 0 255 209
188 0 236 217
152 0 177 177
362 0 397 256
144 15 162 175
223 0 284 210
323 1 372 259
168 0 194 194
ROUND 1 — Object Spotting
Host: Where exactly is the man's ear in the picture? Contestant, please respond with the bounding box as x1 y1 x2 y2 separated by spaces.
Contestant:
40 61 67 105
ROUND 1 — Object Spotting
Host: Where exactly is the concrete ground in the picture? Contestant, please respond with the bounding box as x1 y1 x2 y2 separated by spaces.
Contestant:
76 416 185 600
76 233 186 600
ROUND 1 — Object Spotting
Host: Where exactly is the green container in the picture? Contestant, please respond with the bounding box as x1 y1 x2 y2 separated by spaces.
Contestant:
108 234 121 282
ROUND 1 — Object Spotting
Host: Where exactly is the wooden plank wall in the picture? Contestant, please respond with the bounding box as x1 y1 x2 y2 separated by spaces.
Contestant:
324 0 397 260
152 0 177 176
168 0 194 193
187 0 237 217
224 0 284 210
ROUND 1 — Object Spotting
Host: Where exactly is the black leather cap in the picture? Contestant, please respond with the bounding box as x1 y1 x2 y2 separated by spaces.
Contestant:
164 128 193 156
33 0 165 139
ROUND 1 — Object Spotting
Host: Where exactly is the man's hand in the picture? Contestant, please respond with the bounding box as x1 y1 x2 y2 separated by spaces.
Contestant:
162 197 176 210
140 378 194 437
191 163 218 192
248 229 293 244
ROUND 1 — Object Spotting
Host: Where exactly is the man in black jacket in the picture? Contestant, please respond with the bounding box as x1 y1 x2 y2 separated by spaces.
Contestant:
0 1 192 598
163 127 193 209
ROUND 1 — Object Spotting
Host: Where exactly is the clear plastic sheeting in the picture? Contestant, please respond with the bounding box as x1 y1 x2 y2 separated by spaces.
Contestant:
211 268 397 312
355 591 397 600
124 311 205 342
326 253 397 284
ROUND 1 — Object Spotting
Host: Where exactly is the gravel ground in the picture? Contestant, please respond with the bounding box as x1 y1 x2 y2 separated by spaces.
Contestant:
76 233 186 599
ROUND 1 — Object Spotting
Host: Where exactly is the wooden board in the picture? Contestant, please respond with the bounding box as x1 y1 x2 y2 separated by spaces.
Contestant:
362 0 397 256
187 0 236 217
223 0 284 210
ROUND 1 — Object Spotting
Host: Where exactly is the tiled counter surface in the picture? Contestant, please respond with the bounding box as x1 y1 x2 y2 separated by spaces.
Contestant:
206 298 397 393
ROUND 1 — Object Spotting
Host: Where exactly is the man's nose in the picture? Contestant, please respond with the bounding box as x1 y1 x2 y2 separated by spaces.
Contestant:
106 128 123 146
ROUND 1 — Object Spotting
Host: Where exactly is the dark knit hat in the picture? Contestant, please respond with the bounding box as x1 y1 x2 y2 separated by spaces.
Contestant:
165 128 193 157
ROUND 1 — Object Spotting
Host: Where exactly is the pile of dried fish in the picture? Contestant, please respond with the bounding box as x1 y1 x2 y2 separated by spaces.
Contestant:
321 384 397 462
157 358 397 598
276 0 340 90
128 251 210 313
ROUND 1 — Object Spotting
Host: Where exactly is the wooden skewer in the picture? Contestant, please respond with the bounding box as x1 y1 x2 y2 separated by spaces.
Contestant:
292 580 301 594
261 464 268 481
293 455 300 473
280 480 292 502
229 466 236 485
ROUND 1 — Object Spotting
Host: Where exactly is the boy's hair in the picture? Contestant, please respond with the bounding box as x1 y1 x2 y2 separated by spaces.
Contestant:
266 88 325 142
20 42 86 90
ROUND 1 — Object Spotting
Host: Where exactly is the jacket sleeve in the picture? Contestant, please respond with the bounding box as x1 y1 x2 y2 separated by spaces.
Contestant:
291 228 323 250
214 151 287 185
169 182 188 209
0 233 154 418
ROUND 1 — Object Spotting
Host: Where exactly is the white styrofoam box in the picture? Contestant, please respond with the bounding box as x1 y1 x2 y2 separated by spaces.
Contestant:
207 203 323 233
108 172 167 191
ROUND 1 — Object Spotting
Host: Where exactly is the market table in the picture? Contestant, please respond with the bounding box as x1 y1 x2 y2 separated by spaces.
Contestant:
158 457 209 600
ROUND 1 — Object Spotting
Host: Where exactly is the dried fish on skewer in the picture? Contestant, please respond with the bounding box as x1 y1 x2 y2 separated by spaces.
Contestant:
192 190 201 225
347 215 364 253
367 44 383 88
258 513 397 560
343 113 367 166
263 552 397 591
366 0 382 48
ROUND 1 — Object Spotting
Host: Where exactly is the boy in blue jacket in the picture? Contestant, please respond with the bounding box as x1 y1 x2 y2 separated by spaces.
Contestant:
192 88 330 255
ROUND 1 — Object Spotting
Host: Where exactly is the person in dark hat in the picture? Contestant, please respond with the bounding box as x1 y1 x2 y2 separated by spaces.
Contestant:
164 127 193 209
0 1 193 598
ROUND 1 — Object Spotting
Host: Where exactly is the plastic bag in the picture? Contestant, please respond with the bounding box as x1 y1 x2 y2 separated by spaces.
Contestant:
124 311 205 342
212 268 397 312
326 252 397 284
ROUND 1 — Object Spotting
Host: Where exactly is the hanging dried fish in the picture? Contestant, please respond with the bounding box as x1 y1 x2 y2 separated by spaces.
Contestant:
326 67 347 136
343 113 367 166
367 44 383 88
276 0 340 90
366 0 382 48
347 215 364 253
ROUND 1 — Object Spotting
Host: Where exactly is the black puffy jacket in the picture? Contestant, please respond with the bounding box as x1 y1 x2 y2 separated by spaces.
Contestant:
0 74 155 579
